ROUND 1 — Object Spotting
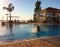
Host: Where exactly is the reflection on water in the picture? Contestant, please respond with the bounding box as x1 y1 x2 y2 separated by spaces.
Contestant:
0 24 59 42
0 26 6 36
9 24 13 35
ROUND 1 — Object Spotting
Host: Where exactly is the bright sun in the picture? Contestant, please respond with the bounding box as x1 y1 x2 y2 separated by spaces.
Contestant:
0 0 8 20
0 0 4 15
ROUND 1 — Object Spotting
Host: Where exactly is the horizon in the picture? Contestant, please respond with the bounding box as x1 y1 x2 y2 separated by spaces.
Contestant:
0 0 60 20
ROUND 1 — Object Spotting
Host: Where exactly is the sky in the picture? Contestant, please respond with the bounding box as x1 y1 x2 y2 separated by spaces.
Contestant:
0 0 60 20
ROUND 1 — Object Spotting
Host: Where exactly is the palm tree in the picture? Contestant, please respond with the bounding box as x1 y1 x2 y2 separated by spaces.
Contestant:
3 3 14 21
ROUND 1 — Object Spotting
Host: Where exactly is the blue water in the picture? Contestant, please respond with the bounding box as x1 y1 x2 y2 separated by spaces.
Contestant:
0 24 60 42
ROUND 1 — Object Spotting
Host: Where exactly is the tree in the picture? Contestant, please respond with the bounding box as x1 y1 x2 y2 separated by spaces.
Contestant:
3 3 14 21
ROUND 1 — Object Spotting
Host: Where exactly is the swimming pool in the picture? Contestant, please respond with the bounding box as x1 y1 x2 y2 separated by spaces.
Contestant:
0 24 59 42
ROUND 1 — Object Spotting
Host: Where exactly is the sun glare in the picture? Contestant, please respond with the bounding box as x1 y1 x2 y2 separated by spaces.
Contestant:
0 0 8 20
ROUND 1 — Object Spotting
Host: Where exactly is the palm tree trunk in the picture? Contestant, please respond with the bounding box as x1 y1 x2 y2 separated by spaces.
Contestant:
9 12 13 35
10 12 11 21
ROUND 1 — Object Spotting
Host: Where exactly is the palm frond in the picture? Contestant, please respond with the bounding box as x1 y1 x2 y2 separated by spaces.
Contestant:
8 3 12 7
3 3 14 12
12 6 14 10
3 7 7 10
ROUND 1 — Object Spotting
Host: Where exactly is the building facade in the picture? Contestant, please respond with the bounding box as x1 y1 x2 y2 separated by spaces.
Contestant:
39 7 60 23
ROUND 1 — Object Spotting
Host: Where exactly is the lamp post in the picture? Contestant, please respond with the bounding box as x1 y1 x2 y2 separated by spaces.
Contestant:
6 14 9 23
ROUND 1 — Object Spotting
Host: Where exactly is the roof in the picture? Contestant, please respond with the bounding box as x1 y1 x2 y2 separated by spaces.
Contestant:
40 7 60 13
46 7 60 10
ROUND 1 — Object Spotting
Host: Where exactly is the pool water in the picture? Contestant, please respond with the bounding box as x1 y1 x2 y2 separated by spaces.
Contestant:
0 24 60 42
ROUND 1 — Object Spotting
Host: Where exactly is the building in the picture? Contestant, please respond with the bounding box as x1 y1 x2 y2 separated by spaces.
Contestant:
39 7 60 23
34 7 60 23
34 0 60 23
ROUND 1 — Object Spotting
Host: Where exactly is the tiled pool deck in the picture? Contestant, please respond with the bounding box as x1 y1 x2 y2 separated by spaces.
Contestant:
0 36 60 47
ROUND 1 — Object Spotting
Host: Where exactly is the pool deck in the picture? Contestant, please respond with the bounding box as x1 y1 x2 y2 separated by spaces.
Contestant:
0 36 60 47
